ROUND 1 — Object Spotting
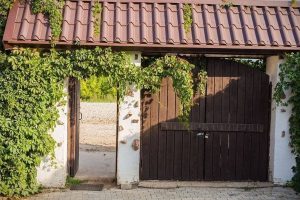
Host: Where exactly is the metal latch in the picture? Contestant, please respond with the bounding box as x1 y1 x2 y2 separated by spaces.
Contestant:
197 132 204 136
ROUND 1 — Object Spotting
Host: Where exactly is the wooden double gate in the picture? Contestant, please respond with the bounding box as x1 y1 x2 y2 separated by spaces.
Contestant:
140 58 271 181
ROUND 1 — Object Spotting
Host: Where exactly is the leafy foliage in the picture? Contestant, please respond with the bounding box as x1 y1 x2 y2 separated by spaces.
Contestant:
0 0 14 49
183 4 193 34
92 0 102 36
230 58 266 72
0 49 62 196
0 47 205 197
0 0 207 197
81 75 117 102
30 0 64 40
0 0 63 42
220 0 234 8
141 56 207 122
274 52 300 192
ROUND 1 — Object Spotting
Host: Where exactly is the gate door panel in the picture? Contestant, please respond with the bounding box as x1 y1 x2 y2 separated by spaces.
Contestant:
68 77 80 177
140 58 271 181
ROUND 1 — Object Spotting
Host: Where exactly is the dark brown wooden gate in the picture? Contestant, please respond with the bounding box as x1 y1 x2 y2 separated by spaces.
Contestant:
140 58 271 181
68 77 81 177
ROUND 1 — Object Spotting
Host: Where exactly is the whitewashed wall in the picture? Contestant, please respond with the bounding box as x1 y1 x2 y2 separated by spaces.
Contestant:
117 52 141 188
37 78 69 187
266 56 296 184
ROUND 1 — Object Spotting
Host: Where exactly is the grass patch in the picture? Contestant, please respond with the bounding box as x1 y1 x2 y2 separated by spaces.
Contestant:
65 176 84 187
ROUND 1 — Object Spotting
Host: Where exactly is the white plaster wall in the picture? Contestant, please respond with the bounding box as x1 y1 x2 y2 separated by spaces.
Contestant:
266 56 296 184
117 52 141 186
37 78 69 187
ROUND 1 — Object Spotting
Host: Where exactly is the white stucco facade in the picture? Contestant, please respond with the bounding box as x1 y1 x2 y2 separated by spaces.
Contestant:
35 55 296 188
117 52 141 188
37 78 69 187
266 56 296 184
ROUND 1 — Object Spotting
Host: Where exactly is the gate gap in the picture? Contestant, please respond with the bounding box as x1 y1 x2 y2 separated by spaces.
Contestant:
70 75 117 186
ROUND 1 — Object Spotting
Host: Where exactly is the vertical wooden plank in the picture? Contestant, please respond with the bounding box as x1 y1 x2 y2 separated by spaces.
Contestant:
243 67 254 180
157 78 168 179
181 124 190 180
212 59 222 180
140 89 151 179
204 59 214 180
250 71 262 180
68 77 80 177
75 79 80 175
259 75 271 181
190 58 205 180
228 61 238 180
197 59 206 180
165 78 176 179
68 78 75 176
149 91 159 179
174 95 183 179
220 60 230 180
235 64 246 180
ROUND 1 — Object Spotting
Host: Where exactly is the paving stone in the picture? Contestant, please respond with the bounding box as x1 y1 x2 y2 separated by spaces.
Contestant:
0 186 292 200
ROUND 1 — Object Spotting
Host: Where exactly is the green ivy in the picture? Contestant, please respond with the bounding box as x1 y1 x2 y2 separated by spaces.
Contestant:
0 0 14 49
220 0 234 8
183 4 193 34
274 52 300 192
228 58 266 72
0 1 207 197
0 47 206 197
30 0 64 40
92 0 102 37
142 56 195 122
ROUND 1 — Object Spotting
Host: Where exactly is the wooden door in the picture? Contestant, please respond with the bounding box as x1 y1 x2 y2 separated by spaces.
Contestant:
140 58 271 181
68 77 80 177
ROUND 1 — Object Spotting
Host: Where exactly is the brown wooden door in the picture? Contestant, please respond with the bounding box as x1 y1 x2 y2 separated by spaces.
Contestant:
140 58 271 181
68 77 80 177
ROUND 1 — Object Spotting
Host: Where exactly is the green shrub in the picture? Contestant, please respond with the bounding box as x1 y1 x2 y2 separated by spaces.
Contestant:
80 75 117 102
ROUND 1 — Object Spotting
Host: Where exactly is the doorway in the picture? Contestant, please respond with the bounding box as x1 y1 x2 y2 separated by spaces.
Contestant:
68 76 117 182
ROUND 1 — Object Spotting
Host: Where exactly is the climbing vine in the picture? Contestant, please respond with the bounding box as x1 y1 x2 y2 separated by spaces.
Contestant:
183 4 193 34
30 0 64 40
274 53 300 192
142 56 195 122
0 47 207 197
0 0 14 49
220 0 234 9
0 0 208 197
92 0 102 36
227 58 266 72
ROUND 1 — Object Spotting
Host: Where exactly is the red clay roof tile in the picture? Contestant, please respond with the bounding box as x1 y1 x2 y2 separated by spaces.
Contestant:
3 0 300 53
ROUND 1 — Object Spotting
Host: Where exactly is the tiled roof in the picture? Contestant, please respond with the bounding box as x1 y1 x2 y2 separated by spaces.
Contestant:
3 0 300 53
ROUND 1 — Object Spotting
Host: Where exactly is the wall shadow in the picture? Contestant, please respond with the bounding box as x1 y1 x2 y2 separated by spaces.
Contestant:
139 58 271 182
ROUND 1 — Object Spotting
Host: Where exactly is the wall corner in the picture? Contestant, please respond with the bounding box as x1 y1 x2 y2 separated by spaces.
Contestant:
266 56 296 185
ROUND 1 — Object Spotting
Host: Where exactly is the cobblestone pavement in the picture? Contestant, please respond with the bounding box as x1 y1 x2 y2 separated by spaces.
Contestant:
26 187 299 200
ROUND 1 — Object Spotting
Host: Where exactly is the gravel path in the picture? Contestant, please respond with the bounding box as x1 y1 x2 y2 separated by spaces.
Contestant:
80 102 117 152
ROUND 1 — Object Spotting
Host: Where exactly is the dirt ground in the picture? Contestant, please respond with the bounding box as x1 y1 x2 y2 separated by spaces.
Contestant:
76 102 117 180
79 102 117 152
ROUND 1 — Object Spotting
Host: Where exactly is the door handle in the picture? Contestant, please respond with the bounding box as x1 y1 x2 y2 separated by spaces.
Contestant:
79 112 82 120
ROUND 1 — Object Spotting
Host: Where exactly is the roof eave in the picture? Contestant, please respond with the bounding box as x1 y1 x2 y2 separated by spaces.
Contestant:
4 40 300 55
